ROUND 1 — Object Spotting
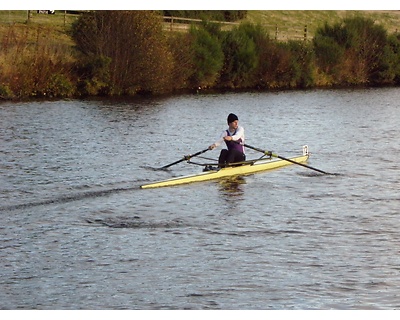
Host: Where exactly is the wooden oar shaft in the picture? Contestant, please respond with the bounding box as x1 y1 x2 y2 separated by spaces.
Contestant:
243 143 329 175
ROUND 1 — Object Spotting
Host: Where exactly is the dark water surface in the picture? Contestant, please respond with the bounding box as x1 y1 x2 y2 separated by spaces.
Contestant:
1 88 400 309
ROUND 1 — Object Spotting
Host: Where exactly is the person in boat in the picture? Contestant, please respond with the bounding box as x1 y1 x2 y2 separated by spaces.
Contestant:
208 113 245 167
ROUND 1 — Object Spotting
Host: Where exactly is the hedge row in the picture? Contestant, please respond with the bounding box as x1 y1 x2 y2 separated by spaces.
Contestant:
1 11 400 99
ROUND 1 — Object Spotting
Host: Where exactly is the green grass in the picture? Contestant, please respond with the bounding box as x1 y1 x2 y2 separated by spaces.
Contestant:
0 10 80 27
244 10 400 40
0 11 78 47
1 10 399 42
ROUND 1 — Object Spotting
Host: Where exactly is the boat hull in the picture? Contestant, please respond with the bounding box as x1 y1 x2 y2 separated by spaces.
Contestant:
141 154 309 189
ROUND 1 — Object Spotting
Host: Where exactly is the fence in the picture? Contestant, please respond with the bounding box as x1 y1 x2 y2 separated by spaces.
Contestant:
0 12 311 41
162 16 311 41
268 24 310 41
162 16 239 32
0 10 80 28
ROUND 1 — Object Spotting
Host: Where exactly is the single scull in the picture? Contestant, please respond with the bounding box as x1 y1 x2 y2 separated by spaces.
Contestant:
141 146 310 189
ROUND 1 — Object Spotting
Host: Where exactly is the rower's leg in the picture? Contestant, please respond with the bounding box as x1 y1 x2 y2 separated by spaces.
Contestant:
218 149 229 167
226 149 245 166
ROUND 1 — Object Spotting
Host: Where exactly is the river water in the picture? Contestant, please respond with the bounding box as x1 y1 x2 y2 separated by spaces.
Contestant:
1 88 400 310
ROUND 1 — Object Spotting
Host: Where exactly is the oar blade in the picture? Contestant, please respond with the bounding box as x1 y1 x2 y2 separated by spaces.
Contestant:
274 154 329 175
244 143 332 175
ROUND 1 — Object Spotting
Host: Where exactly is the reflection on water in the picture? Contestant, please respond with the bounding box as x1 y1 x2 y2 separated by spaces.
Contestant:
218 176 246 196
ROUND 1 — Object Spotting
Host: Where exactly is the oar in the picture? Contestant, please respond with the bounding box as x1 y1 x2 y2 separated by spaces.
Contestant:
160 148 209 169
243 143 330 175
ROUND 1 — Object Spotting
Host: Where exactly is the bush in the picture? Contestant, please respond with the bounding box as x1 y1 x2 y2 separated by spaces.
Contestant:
0 25 75 99
314 16 393 85
285 41 315 88
313 34 345 74
0 84 14 99
387 33 400 84
188 25 224 88
219 23 258 88
75 55 112 96
46 74 75 98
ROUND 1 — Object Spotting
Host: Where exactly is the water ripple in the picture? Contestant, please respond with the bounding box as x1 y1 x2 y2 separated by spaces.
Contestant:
1 90 400 309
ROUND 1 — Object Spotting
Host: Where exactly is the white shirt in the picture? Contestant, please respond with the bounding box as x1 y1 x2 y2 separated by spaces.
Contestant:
213 125 245 151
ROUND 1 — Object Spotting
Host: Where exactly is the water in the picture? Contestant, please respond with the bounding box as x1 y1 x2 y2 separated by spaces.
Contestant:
1 88 400 310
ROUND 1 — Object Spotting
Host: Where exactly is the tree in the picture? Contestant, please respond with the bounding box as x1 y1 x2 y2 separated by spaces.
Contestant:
72 11 174 95
166 32 195 91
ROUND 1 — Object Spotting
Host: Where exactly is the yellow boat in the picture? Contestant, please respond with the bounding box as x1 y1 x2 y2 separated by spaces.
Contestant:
141 146 310 189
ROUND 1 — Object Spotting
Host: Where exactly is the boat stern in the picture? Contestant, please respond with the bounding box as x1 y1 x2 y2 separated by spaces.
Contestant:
303 145 309 156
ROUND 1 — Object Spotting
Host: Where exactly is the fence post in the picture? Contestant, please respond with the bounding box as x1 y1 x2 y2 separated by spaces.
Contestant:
275 25 278 40
304 24 307 41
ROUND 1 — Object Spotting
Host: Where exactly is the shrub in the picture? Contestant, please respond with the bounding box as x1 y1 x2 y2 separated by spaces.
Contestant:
0 84 14 99
219 23 259 88
188 25 224 88
387 33 400 84
75 55 112 96
0 25 75 99
314 16 393 85
46 74 75 98
313 34 345 74
285 40 316 88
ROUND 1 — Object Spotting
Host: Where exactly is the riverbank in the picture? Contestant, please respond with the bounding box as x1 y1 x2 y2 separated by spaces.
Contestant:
1 10 400 101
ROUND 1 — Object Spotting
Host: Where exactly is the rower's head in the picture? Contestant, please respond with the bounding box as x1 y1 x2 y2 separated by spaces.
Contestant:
227 113 239 129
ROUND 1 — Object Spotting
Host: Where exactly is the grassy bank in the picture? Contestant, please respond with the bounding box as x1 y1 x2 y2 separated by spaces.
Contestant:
1 10 400 100
2 10 400 46
245 10 400 39
0 10 80 28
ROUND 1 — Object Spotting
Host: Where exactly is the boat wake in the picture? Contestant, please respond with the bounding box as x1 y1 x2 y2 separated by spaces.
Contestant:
0 182 143 212
296 169 342 177
140 165 166 171
85 216 187 229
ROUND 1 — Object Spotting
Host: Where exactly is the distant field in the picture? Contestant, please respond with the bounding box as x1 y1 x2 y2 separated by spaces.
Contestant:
0 11 78 47
0 10 80 27
245 10 400 40
1 10 399 43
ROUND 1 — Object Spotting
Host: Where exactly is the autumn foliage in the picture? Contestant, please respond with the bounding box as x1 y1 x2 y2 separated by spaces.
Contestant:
1 11 400 100
72 11 174 95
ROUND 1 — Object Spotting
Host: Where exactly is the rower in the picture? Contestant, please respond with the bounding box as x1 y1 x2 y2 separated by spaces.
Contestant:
208 113 245 168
